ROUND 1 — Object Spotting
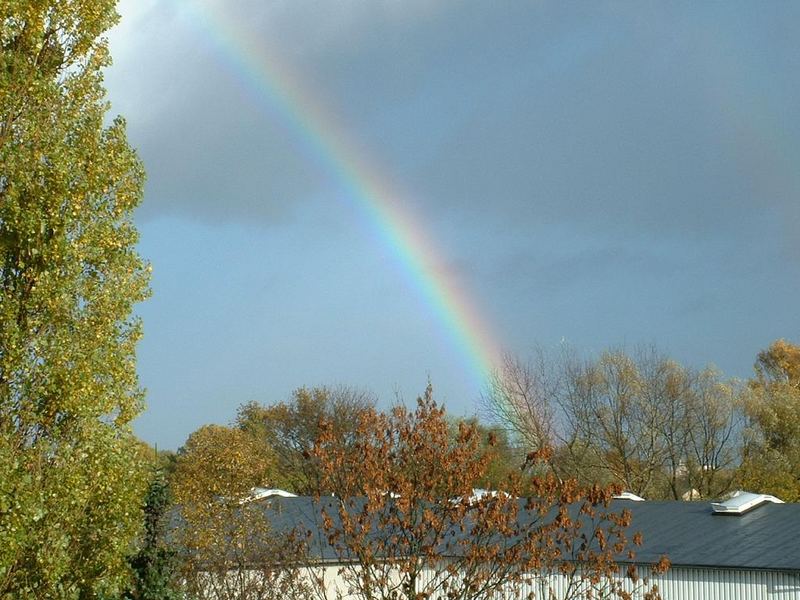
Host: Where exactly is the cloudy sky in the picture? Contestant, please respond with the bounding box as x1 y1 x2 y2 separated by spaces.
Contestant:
106 0 800 450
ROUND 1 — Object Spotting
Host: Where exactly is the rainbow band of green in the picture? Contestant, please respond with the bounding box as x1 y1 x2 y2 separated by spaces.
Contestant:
174 1 504 390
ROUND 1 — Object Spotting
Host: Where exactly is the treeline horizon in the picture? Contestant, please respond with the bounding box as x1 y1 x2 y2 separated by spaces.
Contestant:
143 338 796 598
162 338 800 504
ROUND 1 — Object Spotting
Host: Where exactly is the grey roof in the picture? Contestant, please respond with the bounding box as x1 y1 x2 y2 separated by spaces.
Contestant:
187 495 800 572
614 499 800 572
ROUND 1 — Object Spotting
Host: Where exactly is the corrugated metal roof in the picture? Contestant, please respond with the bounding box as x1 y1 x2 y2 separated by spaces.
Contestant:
613 499 800 571
195 495 800 572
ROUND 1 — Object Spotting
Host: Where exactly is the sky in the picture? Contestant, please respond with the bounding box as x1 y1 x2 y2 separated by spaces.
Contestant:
105 0 800 450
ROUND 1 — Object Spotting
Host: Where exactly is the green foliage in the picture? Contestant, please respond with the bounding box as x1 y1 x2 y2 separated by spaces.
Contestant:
740 340 800 501
448 417 521 490
171 426 311 600
0 1 150 596
123 472 181 600
236 385 376 494
172 425 277 505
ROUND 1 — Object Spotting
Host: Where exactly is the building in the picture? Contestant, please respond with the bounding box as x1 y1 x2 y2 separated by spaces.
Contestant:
195 490 800 599
586 492 800 600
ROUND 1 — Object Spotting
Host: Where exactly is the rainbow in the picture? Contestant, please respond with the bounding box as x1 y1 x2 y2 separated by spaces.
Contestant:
170 1 505 390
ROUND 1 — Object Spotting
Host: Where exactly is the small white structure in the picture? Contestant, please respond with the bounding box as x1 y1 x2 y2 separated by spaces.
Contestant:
244 487 298 502
614 491 645 501
710 490 784 515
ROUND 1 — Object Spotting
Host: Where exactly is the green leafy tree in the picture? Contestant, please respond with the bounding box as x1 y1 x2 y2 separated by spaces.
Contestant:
124 471 181 600
740 339 800 500
0 1 150 596
236 385 376 494
448 417 521 490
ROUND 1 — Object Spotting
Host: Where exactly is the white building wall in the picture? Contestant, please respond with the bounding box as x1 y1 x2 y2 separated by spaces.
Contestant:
295 564 407 600
503 567 800 600
647 567 800 600
229 564 800 599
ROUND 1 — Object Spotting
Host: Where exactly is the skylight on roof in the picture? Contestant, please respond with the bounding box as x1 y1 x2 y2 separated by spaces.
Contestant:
710 490 784 515
614 491 645 501
244 488 298 503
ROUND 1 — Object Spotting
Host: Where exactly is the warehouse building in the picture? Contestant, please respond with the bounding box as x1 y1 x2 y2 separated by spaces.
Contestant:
205 490 800 599
567 491 800 599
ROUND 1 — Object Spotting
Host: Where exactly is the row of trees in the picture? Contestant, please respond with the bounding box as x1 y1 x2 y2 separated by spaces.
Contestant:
154 337 800 600
165 386 668 600
2 333 789 599
482 341 800 502
166 339 800 511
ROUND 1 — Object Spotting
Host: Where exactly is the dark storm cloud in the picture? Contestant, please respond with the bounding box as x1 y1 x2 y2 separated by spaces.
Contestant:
410 3 800 245
109 0 800 246
107 0 465 223
107 0 335 222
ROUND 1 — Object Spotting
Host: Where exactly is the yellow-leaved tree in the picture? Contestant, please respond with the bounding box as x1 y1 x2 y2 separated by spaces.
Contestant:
740 339 800 500
172 424 311 600
0 1 150 596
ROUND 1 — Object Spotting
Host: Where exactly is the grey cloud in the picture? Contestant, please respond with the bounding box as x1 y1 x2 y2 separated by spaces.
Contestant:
106 0 473 224
413 6 800 243
107 0 800 243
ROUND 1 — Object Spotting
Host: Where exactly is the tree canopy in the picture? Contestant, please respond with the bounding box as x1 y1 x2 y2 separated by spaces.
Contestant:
236 385 376 495
309 385 666 600
483 346 742 500
740 339 800 501
0 1 150 596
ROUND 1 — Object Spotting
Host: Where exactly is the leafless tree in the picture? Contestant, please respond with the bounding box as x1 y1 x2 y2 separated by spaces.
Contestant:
683 369 742 499
489 345 742 500
482 350 558 455
558 349 666 495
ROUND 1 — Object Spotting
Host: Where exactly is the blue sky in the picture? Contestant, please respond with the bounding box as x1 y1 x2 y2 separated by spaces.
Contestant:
106 0 800 449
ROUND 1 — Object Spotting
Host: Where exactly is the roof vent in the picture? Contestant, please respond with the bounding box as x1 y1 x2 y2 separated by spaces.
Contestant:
710 490 784 515
614 491 645 501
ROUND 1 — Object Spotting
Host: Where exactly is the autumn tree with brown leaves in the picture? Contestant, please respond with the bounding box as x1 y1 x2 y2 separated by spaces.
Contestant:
310 385 667 600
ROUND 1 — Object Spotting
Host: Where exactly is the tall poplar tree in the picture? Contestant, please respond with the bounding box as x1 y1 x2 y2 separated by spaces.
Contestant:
0 2 150 597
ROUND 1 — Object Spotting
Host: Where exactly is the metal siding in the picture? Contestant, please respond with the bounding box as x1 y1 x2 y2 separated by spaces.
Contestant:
420 567 800 599
610 567 800 600
232 563 800 599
